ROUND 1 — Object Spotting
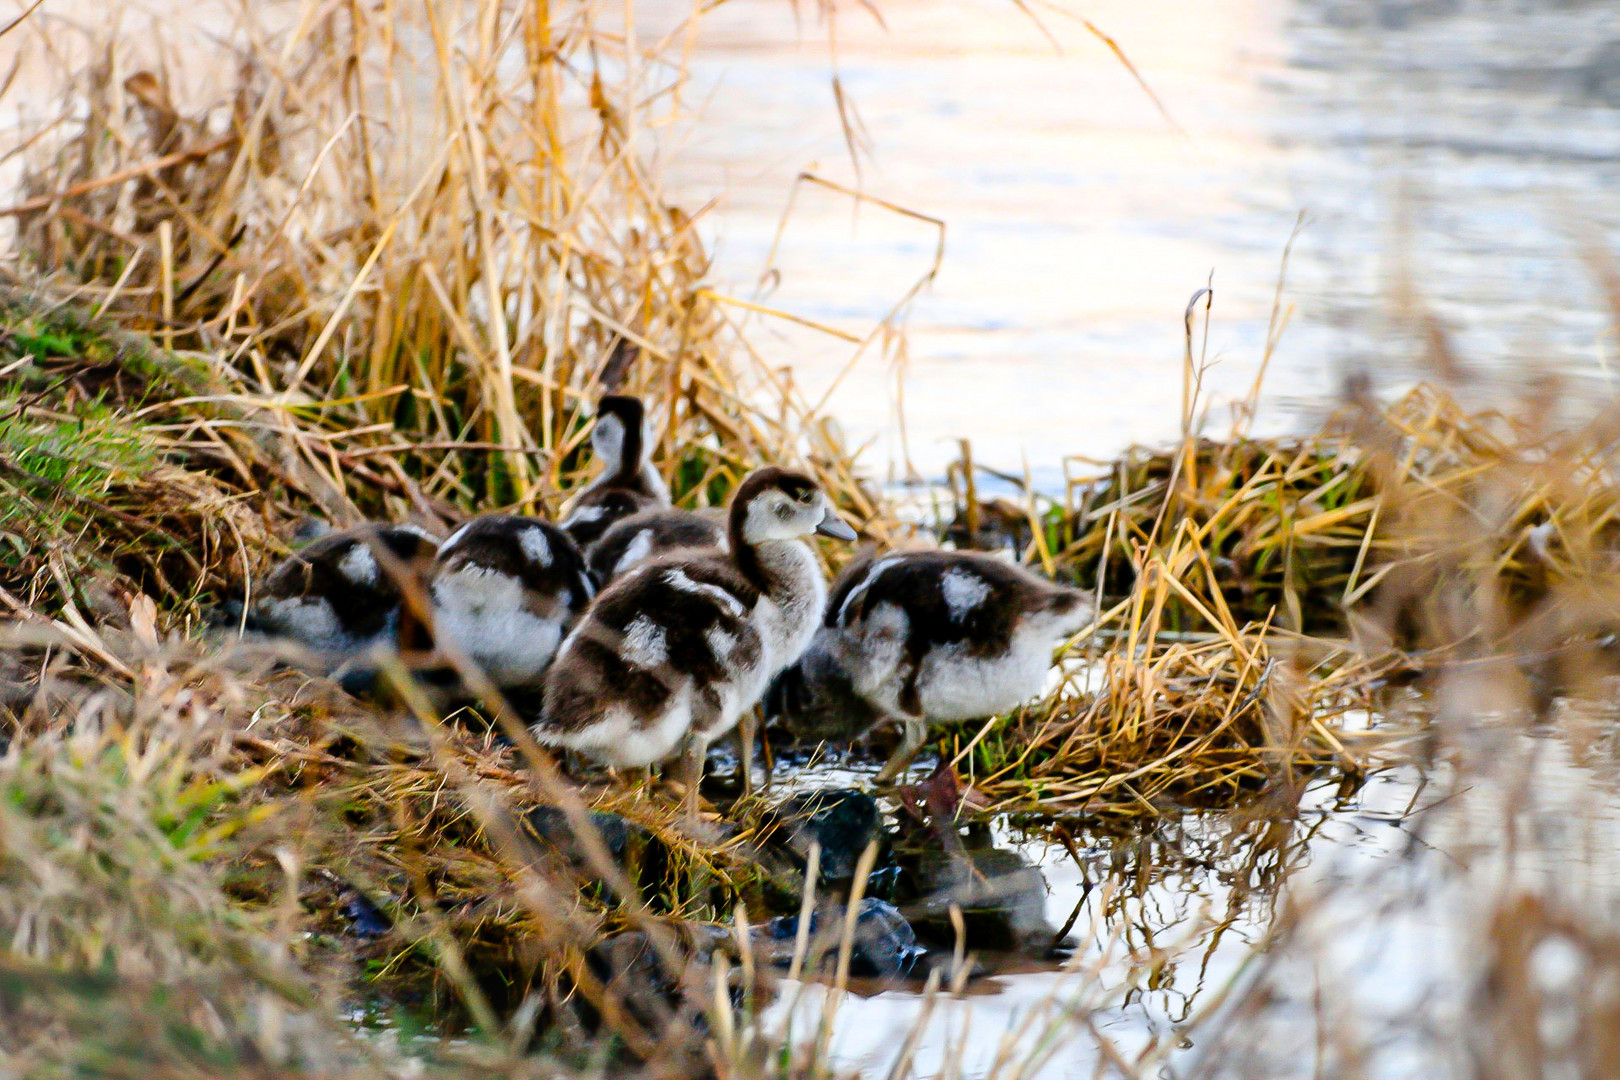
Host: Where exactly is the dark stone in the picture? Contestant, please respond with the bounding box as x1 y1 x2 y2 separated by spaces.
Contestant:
206 596 246 630
522 806 669 908
759 898 925 979
560 923 747 1076
912 845 1061 955
524 805 638 862
773 788 885 883
339 890 391 939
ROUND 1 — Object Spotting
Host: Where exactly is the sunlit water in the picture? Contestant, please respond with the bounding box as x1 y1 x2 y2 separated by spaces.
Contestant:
643 0 1620 488
631 4 1620 1066
743 753 1415 1077
751 708 1620 1079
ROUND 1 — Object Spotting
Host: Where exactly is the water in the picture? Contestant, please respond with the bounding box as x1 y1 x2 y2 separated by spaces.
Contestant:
751 757 1420 1077
638 24 1620 1062
752 706 1620 1079
635 19 1620 1061
641 10 1620 1068
643 0 1620 487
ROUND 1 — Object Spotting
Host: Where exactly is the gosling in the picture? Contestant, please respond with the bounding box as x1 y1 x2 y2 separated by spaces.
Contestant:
428 515 594 690
560 395 671 551
766 550 1091 782
235 523 440 657
586 508 727 588
534 468 856 816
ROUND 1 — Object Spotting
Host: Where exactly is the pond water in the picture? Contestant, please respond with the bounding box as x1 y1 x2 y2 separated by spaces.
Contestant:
743 753 1411 1077
9 0 1620 1074
645 0 1620 489
634 3 1620 1069
753 702 1620 1079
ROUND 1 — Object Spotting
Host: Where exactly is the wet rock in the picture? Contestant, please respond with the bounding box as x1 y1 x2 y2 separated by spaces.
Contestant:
340 890 391 939
913 845 1062 956
575 932 705 1060
773 788 886 883
758 898 925 979
564 923 744 1076
522 805 669 906
525 805 639 862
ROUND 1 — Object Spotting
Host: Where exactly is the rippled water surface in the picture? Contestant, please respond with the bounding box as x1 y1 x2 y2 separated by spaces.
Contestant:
637 4 1620 1068
645 0 1620 486
755 708 1620 1079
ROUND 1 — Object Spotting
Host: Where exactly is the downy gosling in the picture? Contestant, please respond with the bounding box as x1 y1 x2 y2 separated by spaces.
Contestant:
559 395 671 552
234 523 440 658
766 549 1090 782
533 468 856 816
585 507 727 588
428 515 594 690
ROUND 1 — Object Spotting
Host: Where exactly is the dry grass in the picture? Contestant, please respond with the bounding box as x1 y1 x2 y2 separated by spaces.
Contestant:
5 0 895 579
0 0 909 1072
938 365 1620 814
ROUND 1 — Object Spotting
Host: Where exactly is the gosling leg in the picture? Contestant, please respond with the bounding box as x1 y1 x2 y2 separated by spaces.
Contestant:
874 717 928 784
737 709 758 798
675 736 710 824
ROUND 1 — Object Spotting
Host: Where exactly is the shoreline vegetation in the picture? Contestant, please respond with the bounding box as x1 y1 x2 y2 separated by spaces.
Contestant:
5 1 1620 1077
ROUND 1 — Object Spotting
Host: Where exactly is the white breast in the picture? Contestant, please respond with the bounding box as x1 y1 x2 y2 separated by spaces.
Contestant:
542 701 697 768
752 540 827 674
915 618 1068 721
432 566 566 686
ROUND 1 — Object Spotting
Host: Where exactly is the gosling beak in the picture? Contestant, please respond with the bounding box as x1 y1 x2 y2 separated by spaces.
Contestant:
816 511 857 541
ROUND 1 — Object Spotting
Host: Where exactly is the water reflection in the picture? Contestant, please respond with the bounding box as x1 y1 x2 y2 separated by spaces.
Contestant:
760 764 1406 1077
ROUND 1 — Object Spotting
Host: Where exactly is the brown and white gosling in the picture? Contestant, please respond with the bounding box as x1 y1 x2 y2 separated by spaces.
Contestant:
559 395 671 552
765 550 1091 782
585 507 728 588
236 524 440 657
428 515 594 690
534 468 856 814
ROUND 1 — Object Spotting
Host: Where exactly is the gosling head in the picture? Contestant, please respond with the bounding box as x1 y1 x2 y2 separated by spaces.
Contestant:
764 636 887 739
731 467 858 545
591 394 646 479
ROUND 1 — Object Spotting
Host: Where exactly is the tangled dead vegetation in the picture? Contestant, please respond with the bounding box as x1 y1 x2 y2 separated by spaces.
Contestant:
935 373 1620 809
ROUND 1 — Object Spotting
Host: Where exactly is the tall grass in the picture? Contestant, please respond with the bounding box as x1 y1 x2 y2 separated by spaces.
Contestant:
6 0 889 544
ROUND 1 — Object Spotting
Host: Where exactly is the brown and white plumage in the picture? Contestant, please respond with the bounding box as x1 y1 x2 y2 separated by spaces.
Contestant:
535 468 856 810
766 550 1091 781
586 507 727 588
559 395 671 552
428 515 594 689
239 523 440 657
